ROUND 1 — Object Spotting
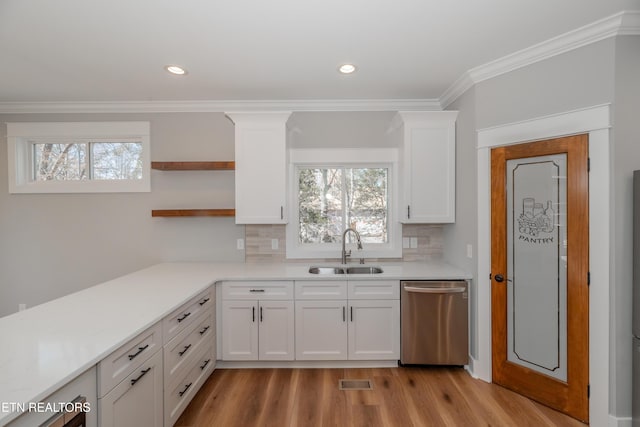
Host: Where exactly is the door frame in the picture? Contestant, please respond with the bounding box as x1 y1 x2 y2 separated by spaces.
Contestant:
474 104 611 425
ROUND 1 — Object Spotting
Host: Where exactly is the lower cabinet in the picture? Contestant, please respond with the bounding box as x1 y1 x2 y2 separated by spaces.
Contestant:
163 287 216 426
294 280 400 361
164 344 215 427
348 299 400 360
220 280 401 363
99 287 216 427
222 299 295 361
295 300 348 360
295 299 399 361
99 350 164 427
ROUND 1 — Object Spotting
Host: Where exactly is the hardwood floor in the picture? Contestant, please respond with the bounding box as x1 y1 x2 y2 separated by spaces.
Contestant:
175 367 587 427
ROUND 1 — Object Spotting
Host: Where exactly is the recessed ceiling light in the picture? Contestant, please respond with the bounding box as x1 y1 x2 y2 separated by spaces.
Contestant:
165 65 187 75
338 64 356 74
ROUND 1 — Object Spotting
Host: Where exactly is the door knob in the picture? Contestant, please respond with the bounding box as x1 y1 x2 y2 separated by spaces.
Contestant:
494 274 505 283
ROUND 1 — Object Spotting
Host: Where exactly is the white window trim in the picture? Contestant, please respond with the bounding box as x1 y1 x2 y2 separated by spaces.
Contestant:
286 148 402 260
6 122 150 193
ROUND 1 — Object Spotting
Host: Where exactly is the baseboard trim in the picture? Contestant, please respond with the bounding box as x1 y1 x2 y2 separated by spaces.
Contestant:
216 360 399 369
609 415 632 427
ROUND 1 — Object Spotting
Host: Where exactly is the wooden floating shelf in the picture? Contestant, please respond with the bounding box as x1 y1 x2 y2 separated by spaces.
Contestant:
152 209 236 217
151 161 235 171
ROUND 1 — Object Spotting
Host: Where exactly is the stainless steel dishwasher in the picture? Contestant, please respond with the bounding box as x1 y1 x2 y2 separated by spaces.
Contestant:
400 281 468 365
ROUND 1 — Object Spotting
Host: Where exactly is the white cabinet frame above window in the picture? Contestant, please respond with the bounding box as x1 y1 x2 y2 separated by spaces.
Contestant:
286 148 402 260
6 122 150 193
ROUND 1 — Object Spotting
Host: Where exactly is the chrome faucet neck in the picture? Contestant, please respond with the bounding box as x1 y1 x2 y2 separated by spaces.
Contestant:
341 227 363 264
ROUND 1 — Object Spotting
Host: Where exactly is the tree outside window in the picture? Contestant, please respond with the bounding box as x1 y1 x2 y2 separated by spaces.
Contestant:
298 167 388 245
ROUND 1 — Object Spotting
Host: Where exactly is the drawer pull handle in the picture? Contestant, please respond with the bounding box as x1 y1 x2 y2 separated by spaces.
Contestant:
199 297 210 306
249 289 265 293
199 326 210 335
179 382 193 397
200 359 211 370
130 367 151 386
178 344 192 356
128 344 149 360
177 312 191 323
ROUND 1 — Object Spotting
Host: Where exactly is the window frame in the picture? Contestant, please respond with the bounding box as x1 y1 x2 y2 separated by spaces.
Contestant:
286 148 401 260
6 122 150 193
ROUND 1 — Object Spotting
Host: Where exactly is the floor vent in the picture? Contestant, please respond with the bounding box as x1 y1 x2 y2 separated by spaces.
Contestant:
339 379 373 390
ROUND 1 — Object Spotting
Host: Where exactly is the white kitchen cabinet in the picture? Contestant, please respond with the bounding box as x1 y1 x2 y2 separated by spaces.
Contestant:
392 111 458 223
221 281 295 361
295 300 348 360
221 300 258 360
163 288 213 343
98 322 164 427
294 280 400 361
258 300 295 360
226 111 292 224
348 299 400 360
164 344 214 427
99 349 163 427
161 286 216 427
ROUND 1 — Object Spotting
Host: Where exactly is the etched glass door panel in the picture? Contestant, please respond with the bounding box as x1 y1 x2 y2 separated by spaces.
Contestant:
506 154 567 381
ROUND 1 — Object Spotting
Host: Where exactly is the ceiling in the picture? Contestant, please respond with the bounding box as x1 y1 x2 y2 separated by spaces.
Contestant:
0 0 638 108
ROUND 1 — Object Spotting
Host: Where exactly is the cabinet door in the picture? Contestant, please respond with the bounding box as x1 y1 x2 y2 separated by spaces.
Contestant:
221 300 258 360
295 300 347 360
398 111 457 223
228 112 291 224
99 350 163 427
258 300 295 360
348 300 400 360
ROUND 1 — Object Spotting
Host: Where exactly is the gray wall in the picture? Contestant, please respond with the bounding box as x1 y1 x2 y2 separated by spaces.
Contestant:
611 34 640 417
0 112 245 317
444 86 478 357
442 36 639 419
288 111 397 148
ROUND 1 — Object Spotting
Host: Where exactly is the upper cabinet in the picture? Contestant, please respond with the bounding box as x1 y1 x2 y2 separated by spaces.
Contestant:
391 111 458 223
226 112 292 224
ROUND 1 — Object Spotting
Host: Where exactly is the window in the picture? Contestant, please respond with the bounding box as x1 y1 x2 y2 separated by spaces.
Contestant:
287 148 401 259
298 167 388 244
7 122 150 193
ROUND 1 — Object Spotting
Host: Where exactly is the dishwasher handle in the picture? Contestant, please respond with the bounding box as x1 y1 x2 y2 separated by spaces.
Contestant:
403 284 466 294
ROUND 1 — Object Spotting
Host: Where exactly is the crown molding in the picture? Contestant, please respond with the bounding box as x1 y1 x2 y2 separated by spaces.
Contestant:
0 98 442 114
439 72 475 109
440 10 640 108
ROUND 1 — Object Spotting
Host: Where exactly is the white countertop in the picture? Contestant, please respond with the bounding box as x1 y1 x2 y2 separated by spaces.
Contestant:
0 261 469 425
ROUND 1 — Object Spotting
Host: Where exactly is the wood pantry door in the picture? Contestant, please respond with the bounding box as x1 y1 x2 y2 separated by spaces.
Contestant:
490 134 589 422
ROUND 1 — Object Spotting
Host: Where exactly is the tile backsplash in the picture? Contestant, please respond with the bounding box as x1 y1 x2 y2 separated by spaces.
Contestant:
244 224 443 263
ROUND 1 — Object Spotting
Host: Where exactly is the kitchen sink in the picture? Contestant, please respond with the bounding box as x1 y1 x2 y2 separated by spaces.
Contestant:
346 266 384 274
308 266 383 274
308 266 345 275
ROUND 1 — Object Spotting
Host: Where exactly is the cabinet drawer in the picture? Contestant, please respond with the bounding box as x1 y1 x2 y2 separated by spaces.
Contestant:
164 308 214 384
99 350 163 427
294 280 348 300
165 344 215 426
348 280 400 300
163 287 214 343
98 322 162 397
221 281 293 300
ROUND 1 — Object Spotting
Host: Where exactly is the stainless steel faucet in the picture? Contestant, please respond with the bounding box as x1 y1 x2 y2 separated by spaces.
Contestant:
341 227 363 264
